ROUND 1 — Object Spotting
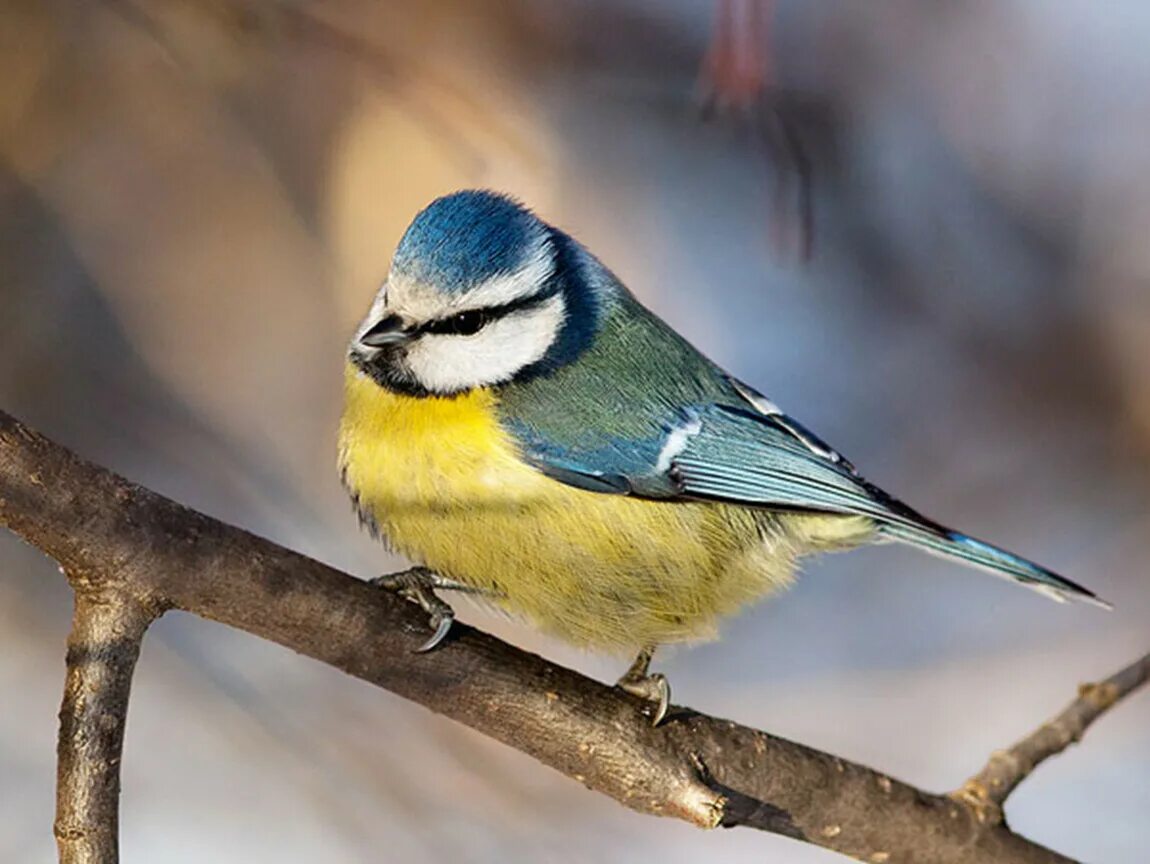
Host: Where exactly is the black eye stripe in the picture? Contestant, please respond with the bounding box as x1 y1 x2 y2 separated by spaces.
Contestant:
415 288 557 337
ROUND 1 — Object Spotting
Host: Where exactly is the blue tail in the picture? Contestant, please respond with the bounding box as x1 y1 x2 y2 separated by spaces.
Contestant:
880 523 1111 609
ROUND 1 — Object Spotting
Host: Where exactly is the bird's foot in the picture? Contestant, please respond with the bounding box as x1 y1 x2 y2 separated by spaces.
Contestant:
371 566 456 653
618 673 671 726
616 645 671 726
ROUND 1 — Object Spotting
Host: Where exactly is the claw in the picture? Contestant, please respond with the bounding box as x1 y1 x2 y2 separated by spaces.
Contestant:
416 609 454 653
650 675 670 726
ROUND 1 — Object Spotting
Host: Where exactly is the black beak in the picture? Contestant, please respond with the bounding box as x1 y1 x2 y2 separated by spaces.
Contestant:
358 313 411 348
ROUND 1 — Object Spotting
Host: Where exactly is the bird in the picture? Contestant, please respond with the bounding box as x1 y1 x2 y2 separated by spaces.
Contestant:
338 189 1108 724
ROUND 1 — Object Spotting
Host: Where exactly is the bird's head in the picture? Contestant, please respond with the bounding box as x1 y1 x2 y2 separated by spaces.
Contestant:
350 190 603 397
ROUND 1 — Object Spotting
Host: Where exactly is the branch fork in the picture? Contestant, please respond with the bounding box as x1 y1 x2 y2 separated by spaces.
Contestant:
0 410 1144 864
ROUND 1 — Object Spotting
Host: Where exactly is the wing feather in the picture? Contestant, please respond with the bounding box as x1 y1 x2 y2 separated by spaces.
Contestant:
501 376 1106 606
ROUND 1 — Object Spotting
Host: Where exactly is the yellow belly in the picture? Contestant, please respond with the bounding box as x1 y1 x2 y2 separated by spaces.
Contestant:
339 364 870 651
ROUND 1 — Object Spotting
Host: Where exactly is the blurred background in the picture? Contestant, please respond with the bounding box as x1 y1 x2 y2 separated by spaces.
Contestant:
2 1 1148 861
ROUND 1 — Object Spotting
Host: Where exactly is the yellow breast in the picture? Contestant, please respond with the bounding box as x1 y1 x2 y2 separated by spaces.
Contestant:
339 364 553 508
338 364 869 650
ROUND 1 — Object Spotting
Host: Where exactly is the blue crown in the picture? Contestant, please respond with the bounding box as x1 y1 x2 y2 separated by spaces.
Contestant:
391 191 546 293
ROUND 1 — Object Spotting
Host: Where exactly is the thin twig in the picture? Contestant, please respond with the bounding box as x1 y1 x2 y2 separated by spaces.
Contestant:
955 651 1150 824
54 587 157 864
0 410 1142 863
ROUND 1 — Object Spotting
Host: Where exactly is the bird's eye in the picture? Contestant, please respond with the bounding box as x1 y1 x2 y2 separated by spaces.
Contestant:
442 309 487 336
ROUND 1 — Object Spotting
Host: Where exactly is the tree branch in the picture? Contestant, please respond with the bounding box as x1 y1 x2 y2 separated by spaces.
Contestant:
54 587 156 864
955 651 1150 824
0 409 1142 863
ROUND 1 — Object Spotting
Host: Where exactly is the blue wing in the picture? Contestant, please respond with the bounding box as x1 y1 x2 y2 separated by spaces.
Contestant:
503 377 1108 608
511 395 932 525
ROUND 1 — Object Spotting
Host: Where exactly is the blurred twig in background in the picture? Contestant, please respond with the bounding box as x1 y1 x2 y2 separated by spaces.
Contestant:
697 0 814 259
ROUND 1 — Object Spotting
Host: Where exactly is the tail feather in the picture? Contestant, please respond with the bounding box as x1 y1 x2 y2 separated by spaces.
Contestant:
879 522 1112 610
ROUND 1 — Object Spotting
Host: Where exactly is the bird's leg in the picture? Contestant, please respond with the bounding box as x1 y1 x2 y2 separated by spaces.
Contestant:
371 566 462 653
616 644 671 726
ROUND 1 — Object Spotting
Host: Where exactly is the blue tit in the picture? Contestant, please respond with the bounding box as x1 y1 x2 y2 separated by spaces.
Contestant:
339 190 1107 721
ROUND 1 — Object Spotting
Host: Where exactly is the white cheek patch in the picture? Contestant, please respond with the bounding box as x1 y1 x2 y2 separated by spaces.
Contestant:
405 293 567 393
